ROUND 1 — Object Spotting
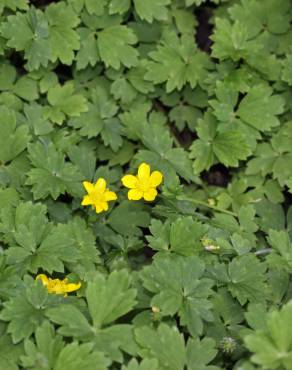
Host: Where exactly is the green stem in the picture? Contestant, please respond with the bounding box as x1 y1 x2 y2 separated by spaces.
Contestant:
176 195 238 217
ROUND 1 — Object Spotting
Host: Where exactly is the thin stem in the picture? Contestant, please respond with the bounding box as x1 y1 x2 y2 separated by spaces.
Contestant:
255 248 273 256
176 195 238 217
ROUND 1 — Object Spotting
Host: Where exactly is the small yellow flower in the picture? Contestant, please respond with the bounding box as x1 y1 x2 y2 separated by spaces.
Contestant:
81 178 117 213
122 163 163 201
36 274 81 296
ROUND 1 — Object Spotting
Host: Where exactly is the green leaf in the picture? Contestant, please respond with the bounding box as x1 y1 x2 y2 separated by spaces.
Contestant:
255 199 285 232
46 304 93 340
0 0 28 14
282 54 292 85
54 342 110 370
86 270 137 328
69 86 118 142
98 25 139 69
108 201 151 237
44 83 88 125
12 75 38 101
146 219 171 252
213 131 251 167
245 301 292 369
0 106 30 164
141 256 213 335
24 103 53 136
227 254 267 305
76 28 99 70
190 112 250 173
1 201 80 273
0 63 16 90
26 142 82 200
1 7 51 70
267 230 292 272
45 3 80 65
137 122 195 183
94 324 138 362
211 82 284 132
211 19 257 62
68 144 96 180
229 0 290 39
133 0 170 22
122 359 159 370
145 33 212 92
0 276 56 343
169 217 207 256
21 321 64 369
135 324 187 370
0 333 23 369
237 85 284 131
186 337 218 370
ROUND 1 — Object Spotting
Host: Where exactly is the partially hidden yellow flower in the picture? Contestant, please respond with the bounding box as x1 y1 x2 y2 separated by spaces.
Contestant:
36 274 81 296
81 178 117 213
122 163 163 201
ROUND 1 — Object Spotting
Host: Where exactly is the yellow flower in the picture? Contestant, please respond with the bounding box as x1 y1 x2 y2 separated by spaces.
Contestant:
122 163 163 201
36 274 81 296
81 178 117 213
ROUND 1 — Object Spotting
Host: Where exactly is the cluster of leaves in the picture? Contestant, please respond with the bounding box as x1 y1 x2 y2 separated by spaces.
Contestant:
0 0 292 369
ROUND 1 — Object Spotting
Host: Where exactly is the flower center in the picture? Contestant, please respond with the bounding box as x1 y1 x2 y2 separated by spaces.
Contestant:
138 178 151 192
90 190 106 203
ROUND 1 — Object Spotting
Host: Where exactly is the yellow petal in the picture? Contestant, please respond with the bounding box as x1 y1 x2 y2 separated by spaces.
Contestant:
95 204 104 213
105 190 117 201
121 175 138 189
64 282 81 293
150 171 163 187
83 181 94 193
143 188 158 201
94 178 106 193
81 195 92 206
36 274 49 286
138 163 150 180
128 188 143 200
101 201 109 211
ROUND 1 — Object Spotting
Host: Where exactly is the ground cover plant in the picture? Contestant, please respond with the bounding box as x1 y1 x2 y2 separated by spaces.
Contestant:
1 0 292 369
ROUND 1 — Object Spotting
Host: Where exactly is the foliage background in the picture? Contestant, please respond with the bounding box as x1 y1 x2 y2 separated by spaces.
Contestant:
1 0 292 369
